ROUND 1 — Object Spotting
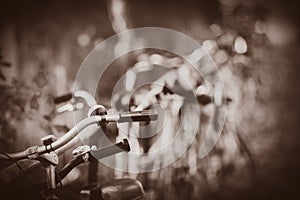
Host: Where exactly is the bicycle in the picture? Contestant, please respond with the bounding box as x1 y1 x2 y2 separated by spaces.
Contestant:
0 90 158 200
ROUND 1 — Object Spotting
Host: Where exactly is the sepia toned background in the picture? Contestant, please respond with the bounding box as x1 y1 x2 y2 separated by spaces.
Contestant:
0 0 300 199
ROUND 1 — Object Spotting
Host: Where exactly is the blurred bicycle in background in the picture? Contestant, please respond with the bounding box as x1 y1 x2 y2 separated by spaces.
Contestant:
109 44 255 199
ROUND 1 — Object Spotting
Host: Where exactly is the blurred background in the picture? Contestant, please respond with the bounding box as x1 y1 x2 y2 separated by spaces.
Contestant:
0 0 300 199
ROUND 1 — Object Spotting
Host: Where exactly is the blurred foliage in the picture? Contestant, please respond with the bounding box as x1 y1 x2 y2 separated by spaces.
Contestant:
0 50 19 151
0 50 56 153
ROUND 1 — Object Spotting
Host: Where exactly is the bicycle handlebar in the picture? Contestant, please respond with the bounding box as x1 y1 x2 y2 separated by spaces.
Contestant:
58 139 130 181
0 110 157 161
53 90 97 107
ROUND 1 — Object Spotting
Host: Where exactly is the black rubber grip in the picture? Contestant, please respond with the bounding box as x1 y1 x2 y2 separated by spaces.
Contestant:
53 93 73 104
197 95 232 105
91 139 130 159
118 109 158 123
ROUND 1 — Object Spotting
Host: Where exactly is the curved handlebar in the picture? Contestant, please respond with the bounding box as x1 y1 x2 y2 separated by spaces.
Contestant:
53 90 97 107
0 116 103 161
0 110 158 161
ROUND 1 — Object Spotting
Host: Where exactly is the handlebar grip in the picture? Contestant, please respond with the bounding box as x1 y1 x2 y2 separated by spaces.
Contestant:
53 93 73 104
91 139 130 159
118 109 158 123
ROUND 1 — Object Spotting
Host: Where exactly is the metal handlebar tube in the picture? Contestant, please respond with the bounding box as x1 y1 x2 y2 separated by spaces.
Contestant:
0 116 104 160
73 90 97 107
